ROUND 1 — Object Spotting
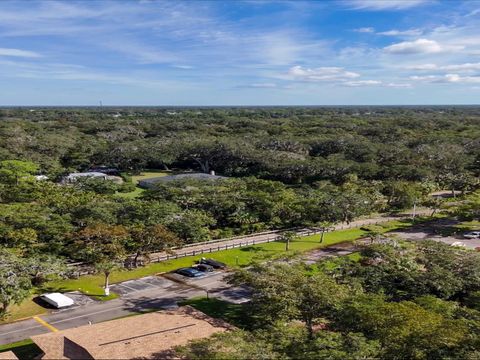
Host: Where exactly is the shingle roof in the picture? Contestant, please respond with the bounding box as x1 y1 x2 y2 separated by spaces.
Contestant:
31 306 232 360
0 351 18 360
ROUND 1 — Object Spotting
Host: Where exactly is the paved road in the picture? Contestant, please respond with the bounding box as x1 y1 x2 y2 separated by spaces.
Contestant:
0 271 248 346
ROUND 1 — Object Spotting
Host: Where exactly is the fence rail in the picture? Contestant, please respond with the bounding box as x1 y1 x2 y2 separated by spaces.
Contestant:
67 213 418 276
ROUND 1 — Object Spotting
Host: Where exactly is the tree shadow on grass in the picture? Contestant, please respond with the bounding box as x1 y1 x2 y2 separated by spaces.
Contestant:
239 246 266 253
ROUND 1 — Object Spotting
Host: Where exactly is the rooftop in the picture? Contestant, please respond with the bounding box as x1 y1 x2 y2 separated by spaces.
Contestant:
0 351 18 360
138 172 225 188
31 306 232 359
66 172 108 178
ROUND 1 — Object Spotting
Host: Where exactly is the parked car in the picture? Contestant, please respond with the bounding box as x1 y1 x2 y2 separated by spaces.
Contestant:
464 231 480 239
175 267 204 278
193 263 214 272
199 257 227 269
40 293 75 308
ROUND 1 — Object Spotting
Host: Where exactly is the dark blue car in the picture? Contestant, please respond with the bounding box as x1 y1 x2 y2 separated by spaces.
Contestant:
176 267 204 278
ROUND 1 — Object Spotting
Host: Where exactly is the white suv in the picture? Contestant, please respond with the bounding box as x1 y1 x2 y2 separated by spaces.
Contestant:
464 231 480 239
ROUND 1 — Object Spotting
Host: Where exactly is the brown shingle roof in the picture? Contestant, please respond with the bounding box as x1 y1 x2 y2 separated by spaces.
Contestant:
0 351 18 360
31 306 232 360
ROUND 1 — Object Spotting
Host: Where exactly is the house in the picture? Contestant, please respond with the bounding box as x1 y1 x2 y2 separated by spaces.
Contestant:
138 172 225 189
87 166 121 176
63 172 123 184
30 306 232 359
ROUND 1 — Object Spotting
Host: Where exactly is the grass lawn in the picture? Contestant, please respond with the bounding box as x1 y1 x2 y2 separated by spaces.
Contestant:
0 296 46 323
0 339 42 360
180 297 251 329
115 170 171 199
455 220 480 231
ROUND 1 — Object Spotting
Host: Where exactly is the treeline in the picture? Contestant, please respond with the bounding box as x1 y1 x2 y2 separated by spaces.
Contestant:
0 158 454 262
0 107 479 190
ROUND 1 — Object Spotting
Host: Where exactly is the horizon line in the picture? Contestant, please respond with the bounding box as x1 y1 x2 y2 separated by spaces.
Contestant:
1 104 480 108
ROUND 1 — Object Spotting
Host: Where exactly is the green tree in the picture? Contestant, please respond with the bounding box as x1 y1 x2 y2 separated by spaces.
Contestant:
72 224 129 295
279 231 296 251
128 224 180 267
0 250 32 318
0 160 38 185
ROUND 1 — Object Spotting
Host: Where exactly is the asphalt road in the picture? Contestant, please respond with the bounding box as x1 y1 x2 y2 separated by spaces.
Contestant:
0 271 248 345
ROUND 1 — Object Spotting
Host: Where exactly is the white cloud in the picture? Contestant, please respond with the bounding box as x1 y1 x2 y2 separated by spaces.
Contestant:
172 65 194 69
344 80 381 86
407 62 480 72
377 29 422 36
410 75 439 81
249 83 277 88
444 74 480 83
0 47 41 58
406 63 438 70
384 38 461 54
410 74 480 83
354 27 375 33
384 82 412 88
286 65 360 82
346 0 429 11
466 8 480 17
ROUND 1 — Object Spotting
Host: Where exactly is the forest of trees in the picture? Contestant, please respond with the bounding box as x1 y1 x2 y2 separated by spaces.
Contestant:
0 107 479 188
0 106 479 317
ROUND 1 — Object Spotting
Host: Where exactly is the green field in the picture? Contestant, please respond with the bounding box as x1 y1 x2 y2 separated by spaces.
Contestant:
115 170 170 198
9 217 420 322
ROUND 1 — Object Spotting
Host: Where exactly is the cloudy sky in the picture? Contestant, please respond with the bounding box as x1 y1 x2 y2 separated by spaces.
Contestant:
1 0 480 105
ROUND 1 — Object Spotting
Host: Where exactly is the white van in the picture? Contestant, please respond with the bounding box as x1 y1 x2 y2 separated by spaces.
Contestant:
40 293 75 308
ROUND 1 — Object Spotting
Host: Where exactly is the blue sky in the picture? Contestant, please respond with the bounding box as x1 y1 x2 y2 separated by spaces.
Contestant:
1 0 480 105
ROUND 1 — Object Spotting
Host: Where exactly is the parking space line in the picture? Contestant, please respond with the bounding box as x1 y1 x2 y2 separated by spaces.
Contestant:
135 280 158 289
115 283 139 292
33 316 58 332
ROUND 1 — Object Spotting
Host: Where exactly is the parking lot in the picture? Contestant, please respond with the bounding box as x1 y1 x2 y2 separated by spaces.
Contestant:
390 219 480 250
111 271 250 304
110 275 188 297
